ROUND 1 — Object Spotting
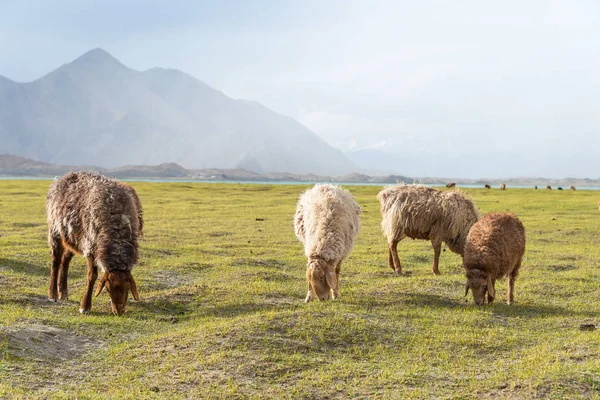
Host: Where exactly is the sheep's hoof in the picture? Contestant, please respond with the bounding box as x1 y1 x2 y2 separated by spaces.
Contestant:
79 308 90 314
48 298 57 303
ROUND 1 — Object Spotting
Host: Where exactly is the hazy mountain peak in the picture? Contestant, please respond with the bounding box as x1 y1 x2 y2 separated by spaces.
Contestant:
0 48 356 175
69 48 124 69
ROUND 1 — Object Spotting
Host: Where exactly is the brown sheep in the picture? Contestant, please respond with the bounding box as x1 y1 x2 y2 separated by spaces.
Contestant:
46 172 142 315
546 185 552 190
294 184 361 302
500 183 506 190
484 184 491 189
463 212 525 305
569 185 576 191
446 182 456 189
377 184 479 275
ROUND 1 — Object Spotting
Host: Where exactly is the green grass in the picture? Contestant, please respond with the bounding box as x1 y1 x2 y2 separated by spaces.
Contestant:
1 181 599 399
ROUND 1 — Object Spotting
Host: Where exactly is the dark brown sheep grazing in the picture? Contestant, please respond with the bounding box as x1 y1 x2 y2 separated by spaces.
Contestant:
484 184 491 189
558 187 563 191
534 186 538 190
463 212 525 305
46 172 142 315
546 185 552 190
446 182 456 189
500 183 506 190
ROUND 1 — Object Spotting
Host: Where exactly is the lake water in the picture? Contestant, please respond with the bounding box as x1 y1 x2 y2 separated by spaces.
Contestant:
1 176 599 190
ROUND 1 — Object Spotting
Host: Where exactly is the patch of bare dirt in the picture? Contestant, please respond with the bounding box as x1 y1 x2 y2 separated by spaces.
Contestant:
2 323 104 361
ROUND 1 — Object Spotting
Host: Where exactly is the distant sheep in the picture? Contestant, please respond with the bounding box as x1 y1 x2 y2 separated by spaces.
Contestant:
558 187 563 191
377 184 479 275
484 184 491 189
46 172 142 315
546 185 552 190
294 184 361 302
500 183 506 190
446 182 456 189
569 185 576 191
464 212 525 305
534 186 538 190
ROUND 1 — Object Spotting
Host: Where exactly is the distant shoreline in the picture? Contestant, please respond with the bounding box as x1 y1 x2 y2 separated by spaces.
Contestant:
1 176 599 190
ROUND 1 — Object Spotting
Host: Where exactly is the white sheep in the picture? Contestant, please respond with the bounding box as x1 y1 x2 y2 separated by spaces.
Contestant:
294 184 361 302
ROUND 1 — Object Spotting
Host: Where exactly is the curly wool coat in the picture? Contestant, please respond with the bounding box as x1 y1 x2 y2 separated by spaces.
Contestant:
294 184 361 263
46 172 142 272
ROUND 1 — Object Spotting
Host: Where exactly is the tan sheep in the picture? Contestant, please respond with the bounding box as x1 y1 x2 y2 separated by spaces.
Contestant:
377 184 479 275
569 185 576 191
294 184 361 302
500 183 506 190
464 212 525 305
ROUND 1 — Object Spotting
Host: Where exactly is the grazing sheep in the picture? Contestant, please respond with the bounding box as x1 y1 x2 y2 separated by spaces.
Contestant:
484 184 491 189
294 184 361 302
463 212 525 305
377 184 479 275
546 185 552 190
558 187 563 191
500 183 506 190
569 185 576 191
46 172 142 315
534 186 538 190
446 182 456 189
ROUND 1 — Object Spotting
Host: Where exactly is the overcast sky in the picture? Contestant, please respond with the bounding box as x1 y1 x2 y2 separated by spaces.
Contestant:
1 0 599 178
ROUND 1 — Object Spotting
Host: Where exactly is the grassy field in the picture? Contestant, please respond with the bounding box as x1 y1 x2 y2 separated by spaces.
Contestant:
1 180 599 399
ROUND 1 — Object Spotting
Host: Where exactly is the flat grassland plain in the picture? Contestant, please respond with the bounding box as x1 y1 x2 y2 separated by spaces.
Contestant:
1 180 599 399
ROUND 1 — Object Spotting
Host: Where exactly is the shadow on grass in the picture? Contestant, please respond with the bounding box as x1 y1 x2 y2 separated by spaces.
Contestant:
403 292 597 318
0 258 47 276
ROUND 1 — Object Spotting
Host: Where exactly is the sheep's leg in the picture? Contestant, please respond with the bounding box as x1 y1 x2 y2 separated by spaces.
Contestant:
389 239 403 274
305 281 314 302
80 255 98 314
48 238 64 302
332 261 342 299
431 240 442 275
57 250 73 301
507 266 519 305
487 278 496 304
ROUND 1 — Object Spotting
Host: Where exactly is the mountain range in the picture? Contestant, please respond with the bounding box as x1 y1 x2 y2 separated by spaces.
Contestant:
0 49 356 175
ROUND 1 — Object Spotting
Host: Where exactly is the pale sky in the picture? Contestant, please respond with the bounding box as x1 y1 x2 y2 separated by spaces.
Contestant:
1 0 599 178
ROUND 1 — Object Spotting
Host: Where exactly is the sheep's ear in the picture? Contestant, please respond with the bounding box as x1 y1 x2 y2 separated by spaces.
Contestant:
464 284 470 297
95 274 107 297
325 271 338 290
130 276 140 301
487 276 495 299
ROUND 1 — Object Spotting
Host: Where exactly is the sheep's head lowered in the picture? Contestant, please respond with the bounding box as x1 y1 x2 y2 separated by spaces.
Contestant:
95 270 140 315
305 259 339 302
464 268 495 305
